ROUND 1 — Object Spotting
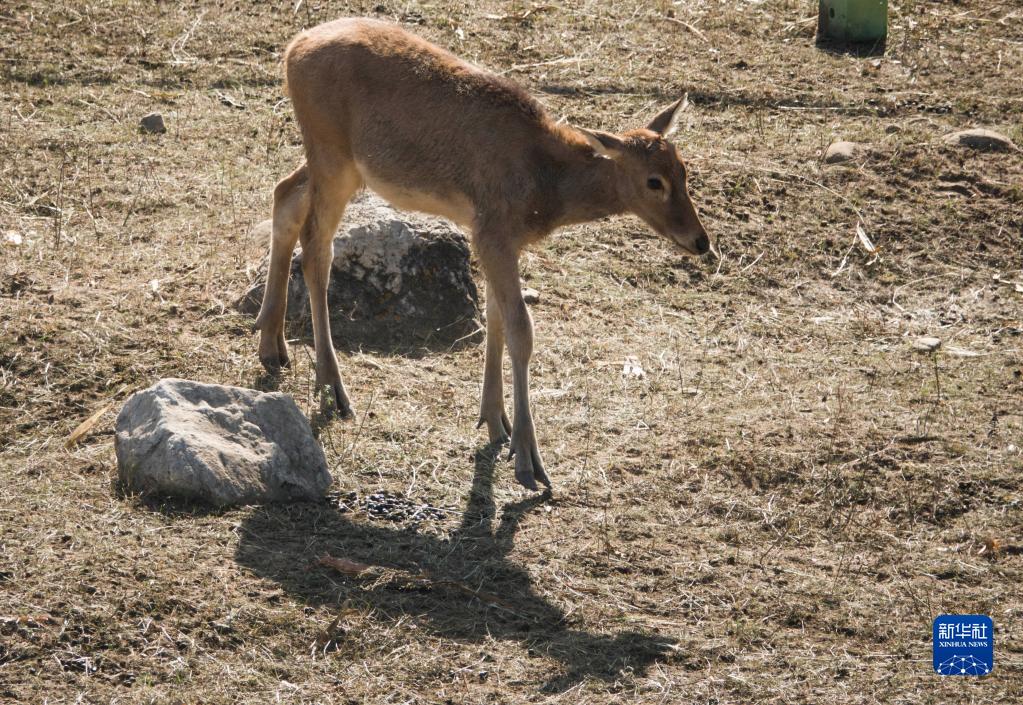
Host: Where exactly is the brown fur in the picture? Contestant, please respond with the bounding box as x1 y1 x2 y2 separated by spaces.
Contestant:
254 18 709 490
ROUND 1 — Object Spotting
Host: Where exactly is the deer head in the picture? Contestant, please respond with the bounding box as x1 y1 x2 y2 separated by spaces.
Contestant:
579 96 710 256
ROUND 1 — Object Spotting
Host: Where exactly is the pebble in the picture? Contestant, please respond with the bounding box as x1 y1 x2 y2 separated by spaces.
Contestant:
140 112 166 134
913 336 942 353
522 287 540 304
824 141 864 164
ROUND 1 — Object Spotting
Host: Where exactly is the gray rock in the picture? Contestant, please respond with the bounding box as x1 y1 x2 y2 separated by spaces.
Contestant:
115 379 331 506
943 128 1018 152
238 194 481 350
140 112 166 134
521 287 540 305
824 141 864 164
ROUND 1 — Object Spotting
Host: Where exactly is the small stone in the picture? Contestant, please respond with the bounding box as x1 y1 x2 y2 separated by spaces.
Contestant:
913 337 942 353
115 379 331 506
943 129 1018 152
884 125 902 134
140 112 166 134
521 287 540 304
824 141 864 164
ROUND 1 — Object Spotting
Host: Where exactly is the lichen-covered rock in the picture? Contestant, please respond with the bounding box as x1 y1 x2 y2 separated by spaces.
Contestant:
115 379 330 506
239 195 481 350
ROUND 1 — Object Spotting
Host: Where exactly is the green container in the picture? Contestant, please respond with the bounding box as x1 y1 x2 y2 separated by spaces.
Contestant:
818 0 888 43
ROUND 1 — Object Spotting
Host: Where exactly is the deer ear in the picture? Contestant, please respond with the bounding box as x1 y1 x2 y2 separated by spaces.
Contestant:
578 128 625 159
646 94 689 137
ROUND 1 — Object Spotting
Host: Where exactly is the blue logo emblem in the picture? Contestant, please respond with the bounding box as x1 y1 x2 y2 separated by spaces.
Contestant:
933 615 993 675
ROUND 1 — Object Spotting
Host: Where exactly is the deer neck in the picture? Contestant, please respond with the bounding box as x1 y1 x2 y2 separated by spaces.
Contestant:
552 144 624 229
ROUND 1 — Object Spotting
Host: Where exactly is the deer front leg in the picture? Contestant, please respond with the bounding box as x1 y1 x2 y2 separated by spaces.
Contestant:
299 168 360 419
479 243 550 491
477 291 511 444
301 228 353 419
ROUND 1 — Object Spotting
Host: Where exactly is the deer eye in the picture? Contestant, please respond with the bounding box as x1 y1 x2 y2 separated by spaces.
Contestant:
647 177 664 191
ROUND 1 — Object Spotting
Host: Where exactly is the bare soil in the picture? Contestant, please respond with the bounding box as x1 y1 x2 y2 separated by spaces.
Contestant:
1 1 1022 703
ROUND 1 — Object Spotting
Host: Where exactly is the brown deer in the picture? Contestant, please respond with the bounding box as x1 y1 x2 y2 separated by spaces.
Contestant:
254 18 709 491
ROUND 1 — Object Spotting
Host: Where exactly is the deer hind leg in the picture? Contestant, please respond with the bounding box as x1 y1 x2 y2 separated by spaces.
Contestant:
477 290 512 444
255 163 310 371
300 162 362 419
477 237 550 491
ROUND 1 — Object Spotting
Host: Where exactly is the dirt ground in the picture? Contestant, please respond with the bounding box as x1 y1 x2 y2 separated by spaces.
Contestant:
2 1 1022 703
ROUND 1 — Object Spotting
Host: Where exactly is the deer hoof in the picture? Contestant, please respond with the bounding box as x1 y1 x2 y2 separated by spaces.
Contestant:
259 353 290 373
258 330 290 372
477 409 511 445
511 438 551 491
318 383 355 421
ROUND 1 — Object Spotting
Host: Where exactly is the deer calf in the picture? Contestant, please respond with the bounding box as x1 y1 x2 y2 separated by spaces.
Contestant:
254 18 709 490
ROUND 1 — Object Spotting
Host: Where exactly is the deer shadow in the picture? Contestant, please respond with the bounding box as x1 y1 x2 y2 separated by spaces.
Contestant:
233 446 675 692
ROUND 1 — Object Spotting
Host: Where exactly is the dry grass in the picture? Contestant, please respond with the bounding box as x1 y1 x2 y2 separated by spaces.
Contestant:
2 1 1022 703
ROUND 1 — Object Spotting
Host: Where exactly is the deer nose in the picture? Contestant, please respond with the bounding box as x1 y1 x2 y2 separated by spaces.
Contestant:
695 232 710 255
